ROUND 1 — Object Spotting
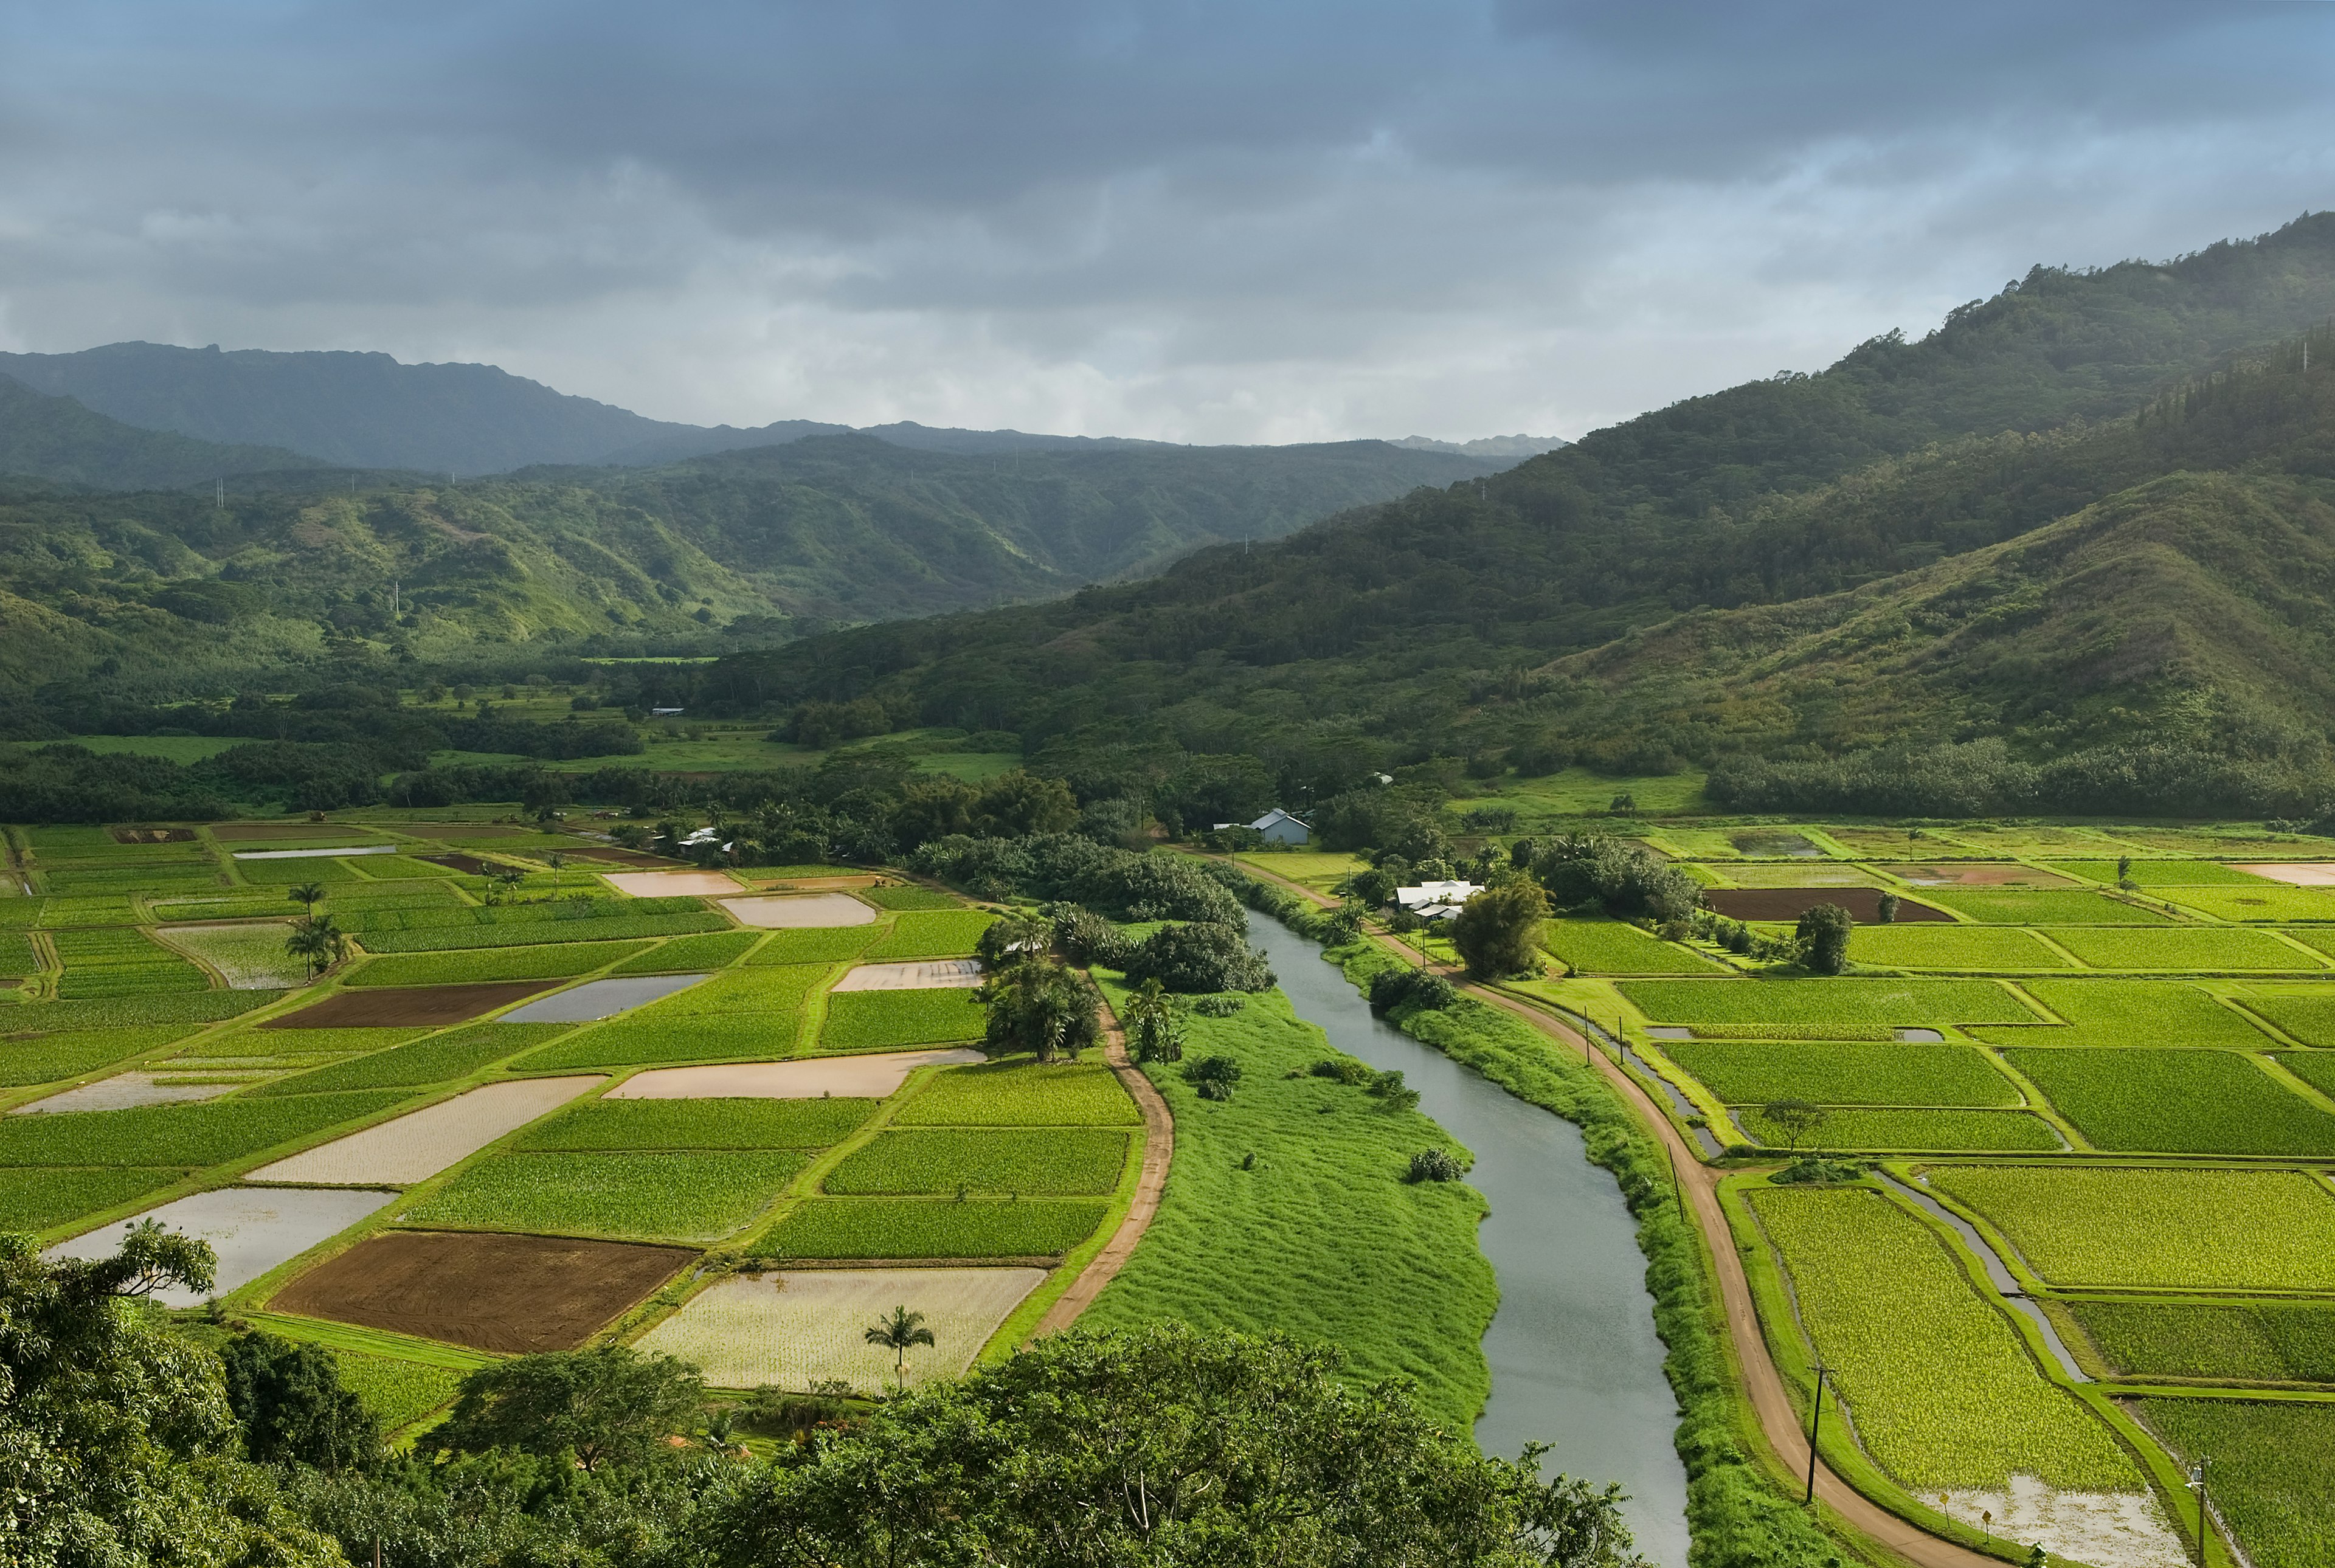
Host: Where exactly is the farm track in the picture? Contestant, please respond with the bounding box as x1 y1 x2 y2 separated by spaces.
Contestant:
1032 1003 1174 1336
1228 856 1999 1568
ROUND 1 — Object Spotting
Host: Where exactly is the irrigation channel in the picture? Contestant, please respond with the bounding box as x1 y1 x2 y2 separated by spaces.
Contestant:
1248 917 1692 1567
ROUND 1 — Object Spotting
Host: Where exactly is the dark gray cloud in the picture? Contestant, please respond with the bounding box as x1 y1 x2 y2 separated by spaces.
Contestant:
0 1 2330 441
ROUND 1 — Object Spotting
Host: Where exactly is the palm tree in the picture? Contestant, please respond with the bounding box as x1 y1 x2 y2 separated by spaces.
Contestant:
863 1305 935 1383
286 882 325 918
284 914 345 981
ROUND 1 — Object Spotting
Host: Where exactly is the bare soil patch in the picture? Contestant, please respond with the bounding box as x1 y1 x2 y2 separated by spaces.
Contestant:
110 827 197 844
418 852 500 876
832 959 981 992
1704 888 1950 922
2234 862 2335 886
722 892 876 928
601 870 744 897
249 1076 602 1184
556 846 687 868
262 982 556 1028
607 1048 984 1100
272 1229 693 1352
1880 863 2077 888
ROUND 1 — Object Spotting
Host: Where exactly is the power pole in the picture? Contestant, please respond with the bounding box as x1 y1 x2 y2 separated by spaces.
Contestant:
1804 1362 1828 1505
2187 1457 2210 1566
215 478 224 508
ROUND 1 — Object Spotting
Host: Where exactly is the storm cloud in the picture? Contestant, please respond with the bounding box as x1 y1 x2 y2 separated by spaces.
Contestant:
1 1 2330 441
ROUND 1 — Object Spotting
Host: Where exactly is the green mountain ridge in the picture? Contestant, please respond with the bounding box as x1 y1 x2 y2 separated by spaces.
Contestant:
0 375 319 490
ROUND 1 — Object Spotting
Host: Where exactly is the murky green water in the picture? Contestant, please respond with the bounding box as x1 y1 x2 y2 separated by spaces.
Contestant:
1250 916 1692 1567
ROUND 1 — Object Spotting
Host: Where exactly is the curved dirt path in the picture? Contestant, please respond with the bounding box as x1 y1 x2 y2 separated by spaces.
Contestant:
1031 1003 1174 1335
1225 855 1997 1568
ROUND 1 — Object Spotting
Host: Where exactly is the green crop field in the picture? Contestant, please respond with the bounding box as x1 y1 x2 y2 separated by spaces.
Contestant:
1541 919 1726 975
2047 860 2273 885
743 925 880 965
1845 925 2075 970
50 928 210 999
2247 992 2335 1045
753 1197 1110 1260
1666 1040 2021 1105
2003 1048 2335 1155
250 1024 570 1095
1749 1186 2144 1493
2278 1052 2335 1099
356 911 724 952
157 923 307 989
407 1150 806 1242
178 1027 427 1059
331 1349 464 1432
640 964 825 1019
0 1166 188 1232
2068 1298 2335 1383
509 1013 804 1072
36 897 143 927
820 987 986 1051
2139 1397 2335 1568
517 1097 876 1150
24 990 282 1031
606 931 762 973
1619 978 2038 1029
2044 926 2325 972
0 931 39 976
0 1027 196 1086
891 1059 1142 1127
347 940 653 987
822 1128 1130 1195
1918 887 2171 924
2167 887 2335 923
862 911 998 961
1076 979 1496 1431
1974 978 2274 1049
1738 1107 2061 1151
0 1091 407 1167
862 886 963 911
2277 924 2335 956
1925 1166 2335 1290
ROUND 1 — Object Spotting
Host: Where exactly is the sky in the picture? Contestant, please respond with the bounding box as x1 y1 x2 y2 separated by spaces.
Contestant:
1 1 2333 445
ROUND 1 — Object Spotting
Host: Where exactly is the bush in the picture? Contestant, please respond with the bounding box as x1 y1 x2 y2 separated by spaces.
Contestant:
1186 1055 1243 1102
1189 995 1247 1017
1450 879 1549 979
1310 1057 1377 1086
1367 968 1456 1015
1119 921 1274 993
1528 837 1701 924
1794 904 1852 975
1045 904 1133 967
1408 1148 1466 1183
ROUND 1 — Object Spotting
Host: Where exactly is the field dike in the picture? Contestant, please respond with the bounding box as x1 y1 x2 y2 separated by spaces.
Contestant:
1232 876 1846 1567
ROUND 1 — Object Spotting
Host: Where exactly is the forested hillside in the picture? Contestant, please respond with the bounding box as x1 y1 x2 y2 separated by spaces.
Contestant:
0 376 319 490
690 215 2335 815
0 433 1502 700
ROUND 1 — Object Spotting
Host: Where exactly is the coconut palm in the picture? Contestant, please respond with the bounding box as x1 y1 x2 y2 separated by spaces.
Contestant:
284 914 346 981
286 882 325 918
863 1305 936 1381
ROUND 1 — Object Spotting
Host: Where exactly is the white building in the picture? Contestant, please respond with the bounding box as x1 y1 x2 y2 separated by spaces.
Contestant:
1394 880 1479 920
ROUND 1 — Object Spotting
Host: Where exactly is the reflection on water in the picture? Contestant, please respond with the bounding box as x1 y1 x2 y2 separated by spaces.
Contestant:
1249 916 1692 1568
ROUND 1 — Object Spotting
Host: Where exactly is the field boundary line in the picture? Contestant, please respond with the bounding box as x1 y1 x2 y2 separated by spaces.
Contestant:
1031 1004 1172 1338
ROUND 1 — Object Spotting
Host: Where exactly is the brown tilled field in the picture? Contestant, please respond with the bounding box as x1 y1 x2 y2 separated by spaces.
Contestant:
271 1231 694 1352
555 846 687 868
110 826 198 843
260 981 555 1028
1704 888 1950 922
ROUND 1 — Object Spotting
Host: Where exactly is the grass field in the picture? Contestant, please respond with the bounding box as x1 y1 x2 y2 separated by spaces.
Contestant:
2043 927 2325 972
1737 1107 2061 1151
407 1150 807 1242
822 1128 1130 1195
1076 981 1496 1431
0 1091 407 1167
517 1097 876 1150
1541 919 1728 975
1918 888 2171 924
2004 1048 2335 1155
2068 1298 2335 1383
2139 1397 2335 1568
1845 925 2076 971
1924 1166 2335 1291
820 988 986 1050
890 1059 1143 1127
1749 1186 2145 1493
1619 978 2038 1029
753 1197 1110 1260
0 1166 188 1231
1974 978 2274 1049
1665 1040 2021 1105
862 911 998 961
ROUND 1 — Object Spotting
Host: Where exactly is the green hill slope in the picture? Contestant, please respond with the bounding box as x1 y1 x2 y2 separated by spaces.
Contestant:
0 374 317 490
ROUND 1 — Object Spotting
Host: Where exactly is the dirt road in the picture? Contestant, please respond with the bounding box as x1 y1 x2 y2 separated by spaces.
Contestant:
1031 1005 1174 1335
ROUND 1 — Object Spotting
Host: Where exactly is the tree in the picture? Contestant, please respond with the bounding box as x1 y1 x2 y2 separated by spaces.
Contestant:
863 1306 936 1382
1875 891 1899 924
695 1322 1647 1567
1121 976 1185 1063
1451 879 1551 978
978 956 1104 1062
1794 902 1854 974
969 771 1078 837
285 882 325 917
283 914 347 980
1118 920 1274 993
422 1345 705 1473
1761 1099 1829 1155
1344 866 1397 907
220 1329 378 1471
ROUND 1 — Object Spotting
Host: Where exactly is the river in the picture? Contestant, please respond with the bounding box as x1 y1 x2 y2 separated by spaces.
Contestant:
1247 916 1692 1567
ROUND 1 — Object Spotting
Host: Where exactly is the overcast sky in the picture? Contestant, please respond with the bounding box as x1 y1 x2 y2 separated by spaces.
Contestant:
2 2 2331 444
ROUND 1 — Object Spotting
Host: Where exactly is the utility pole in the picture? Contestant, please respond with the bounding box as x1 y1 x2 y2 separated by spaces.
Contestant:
2187 1457 2210 1566
1669 1146 1683 1216
215 478 224 509
1804 1362 1828 1505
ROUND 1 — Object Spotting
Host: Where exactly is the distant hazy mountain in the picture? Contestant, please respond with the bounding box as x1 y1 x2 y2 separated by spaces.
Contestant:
1391 433 1568 458
0 374 317 490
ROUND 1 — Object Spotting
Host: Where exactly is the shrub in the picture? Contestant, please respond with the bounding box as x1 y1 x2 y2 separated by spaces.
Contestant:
1367 968 1455 1015
1186 1054 1242 1102
1119 921 1273 993
1450 878 1551 979
1407 1148 1465 1183
1794 904 1852 975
